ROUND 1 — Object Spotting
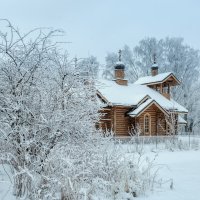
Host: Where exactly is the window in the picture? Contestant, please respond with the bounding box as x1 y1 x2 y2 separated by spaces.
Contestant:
156 85 161 93
162 87 167 93
163 84 170 94
144 114 151 135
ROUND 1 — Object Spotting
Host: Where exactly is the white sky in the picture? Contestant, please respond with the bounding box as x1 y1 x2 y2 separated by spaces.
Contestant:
0 0 200 63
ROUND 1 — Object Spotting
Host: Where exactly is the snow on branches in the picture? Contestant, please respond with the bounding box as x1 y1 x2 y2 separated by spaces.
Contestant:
0 21 159 200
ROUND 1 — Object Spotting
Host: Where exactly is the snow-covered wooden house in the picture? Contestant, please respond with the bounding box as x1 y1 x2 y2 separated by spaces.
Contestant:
96 53 188 136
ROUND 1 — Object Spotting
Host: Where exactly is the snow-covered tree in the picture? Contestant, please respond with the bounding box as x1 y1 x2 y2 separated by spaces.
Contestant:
76 55 99 78
134 38 164 76
0 19 63 198
103 45 141 82
0 19 102 199
0 21 161 200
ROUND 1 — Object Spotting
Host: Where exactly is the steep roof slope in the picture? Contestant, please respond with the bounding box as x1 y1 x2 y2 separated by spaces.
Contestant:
96 79 188 113
96 79 148 106
134 72 180 85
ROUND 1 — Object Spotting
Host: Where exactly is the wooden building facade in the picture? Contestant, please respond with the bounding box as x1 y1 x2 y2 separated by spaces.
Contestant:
97 54 187 136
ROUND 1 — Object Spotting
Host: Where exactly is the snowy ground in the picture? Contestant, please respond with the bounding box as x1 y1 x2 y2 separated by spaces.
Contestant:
1 137 200 200
139 150 200 200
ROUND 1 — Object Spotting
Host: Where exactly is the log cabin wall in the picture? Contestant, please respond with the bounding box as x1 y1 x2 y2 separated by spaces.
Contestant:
99 108 112 132
136 104 167 135
99 105 170 136
114 106 132 136
99 106 132 136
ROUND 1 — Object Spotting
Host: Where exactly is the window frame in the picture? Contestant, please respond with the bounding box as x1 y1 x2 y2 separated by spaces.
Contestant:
144 113 151 135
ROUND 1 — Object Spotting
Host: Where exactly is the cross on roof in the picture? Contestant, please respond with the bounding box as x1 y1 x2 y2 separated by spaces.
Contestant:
118 49 122 62
153 53 157 64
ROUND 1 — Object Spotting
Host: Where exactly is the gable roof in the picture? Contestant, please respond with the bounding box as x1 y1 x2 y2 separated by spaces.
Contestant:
128 99 169 117
96 79 188 113
134 72 180 86
96 79 148 106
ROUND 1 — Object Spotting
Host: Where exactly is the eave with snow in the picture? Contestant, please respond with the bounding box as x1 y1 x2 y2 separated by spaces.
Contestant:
96 53 188 136
134 72 180 86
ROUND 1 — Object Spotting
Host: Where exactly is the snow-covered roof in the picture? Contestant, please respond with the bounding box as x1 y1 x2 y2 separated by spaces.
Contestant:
129 99 153 116
96 79 188 113
170 99 188 113
114 61 125 69
128 99 169 117
134 72 180 85
178 115 187 124
96 79 148 106
115 61 124 65
152 63 158 67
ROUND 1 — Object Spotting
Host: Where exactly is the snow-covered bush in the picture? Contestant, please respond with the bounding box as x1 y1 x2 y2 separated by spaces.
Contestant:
41 136 161 200
164 137 200 151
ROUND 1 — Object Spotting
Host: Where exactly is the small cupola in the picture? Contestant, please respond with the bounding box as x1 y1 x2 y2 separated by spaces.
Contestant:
151 53 158 76
114 50 127 85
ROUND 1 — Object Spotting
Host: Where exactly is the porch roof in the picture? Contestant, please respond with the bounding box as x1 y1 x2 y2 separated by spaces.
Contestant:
128 99 169 117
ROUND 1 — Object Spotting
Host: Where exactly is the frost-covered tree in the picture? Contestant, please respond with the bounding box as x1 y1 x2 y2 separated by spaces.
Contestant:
134 38 164 76
76 55 99 78
0 20 69 198
30 51 102 199
0 21 161 200
0 19 102 199
103 45 141 82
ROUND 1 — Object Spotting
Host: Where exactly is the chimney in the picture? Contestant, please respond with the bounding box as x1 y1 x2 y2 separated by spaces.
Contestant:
114 50 127 85
151 65 158 76
151 53 158 76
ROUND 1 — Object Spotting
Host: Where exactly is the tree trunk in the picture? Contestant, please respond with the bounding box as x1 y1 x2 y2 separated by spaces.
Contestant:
14 174 23 197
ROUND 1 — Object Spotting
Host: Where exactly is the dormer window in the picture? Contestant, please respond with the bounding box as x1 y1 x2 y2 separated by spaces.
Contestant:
163 86 169 94
156 85 161 93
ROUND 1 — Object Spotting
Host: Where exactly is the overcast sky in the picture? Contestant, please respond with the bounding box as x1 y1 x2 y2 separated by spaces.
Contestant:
1 0 200 63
